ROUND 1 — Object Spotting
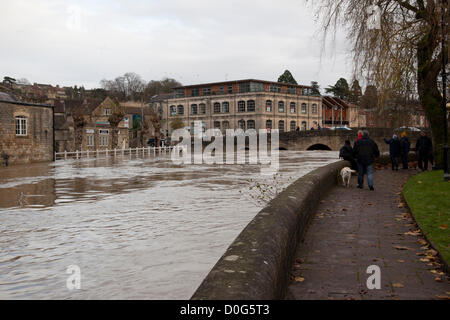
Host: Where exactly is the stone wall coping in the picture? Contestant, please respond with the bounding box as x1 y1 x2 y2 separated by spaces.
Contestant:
191 160 348 300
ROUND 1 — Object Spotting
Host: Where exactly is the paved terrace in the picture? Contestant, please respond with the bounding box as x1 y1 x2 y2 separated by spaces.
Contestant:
287 168 450 300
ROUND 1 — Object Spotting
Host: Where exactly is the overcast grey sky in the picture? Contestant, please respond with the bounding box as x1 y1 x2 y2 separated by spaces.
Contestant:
0 0 352 90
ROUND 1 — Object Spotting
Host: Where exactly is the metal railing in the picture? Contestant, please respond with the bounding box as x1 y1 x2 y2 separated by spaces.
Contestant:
55 146 181 161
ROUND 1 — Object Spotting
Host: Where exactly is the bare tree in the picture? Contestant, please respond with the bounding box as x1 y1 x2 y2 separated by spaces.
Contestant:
107 99 126 149
100 72 146 101
312 0 449 165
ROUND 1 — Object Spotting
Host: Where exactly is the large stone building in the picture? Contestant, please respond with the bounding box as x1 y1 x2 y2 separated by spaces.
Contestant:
0 92 54 165
161 79 322 138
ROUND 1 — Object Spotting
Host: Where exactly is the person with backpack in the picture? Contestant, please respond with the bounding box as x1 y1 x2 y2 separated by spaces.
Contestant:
353 130 380 191
399 132 411 169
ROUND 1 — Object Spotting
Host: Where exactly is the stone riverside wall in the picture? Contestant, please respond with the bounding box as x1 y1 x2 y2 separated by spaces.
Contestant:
191 160 348 300
0 100 54 165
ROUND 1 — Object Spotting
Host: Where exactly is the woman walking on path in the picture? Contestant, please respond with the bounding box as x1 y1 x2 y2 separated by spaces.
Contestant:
384 134 401 171
400 132 411 169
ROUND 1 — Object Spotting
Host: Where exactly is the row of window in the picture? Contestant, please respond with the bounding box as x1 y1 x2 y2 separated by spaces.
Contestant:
175 83 316 98
86 129 110 147
170 101 319 116
202 120 311 133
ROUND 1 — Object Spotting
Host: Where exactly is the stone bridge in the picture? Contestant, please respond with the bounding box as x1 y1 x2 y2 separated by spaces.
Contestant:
278 128 423 153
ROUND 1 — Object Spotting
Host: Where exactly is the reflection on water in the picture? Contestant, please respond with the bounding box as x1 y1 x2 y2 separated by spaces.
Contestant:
0 151 338 299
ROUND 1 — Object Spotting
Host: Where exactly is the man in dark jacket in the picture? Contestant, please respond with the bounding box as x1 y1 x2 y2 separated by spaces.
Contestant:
339 140 357 170
353 130 380 190
384 134 401 171
415 131 433 171
400 132 411 169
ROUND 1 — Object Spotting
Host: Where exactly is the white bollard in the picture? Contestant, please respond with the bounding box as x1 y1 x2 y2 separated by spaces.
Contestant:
64 151 67 160
114 148 117 158
87 149 89 159
76 150 79 160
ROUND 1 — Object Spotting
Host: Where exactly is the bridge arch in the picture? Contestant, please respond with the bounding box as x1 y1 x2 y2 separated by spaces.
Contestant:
307 144 332 151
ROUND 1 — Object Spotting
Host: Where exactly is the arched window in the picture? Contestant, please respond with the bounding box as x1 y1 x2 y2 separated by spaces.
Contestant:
247 120 255 129
266 120 272 129
266 100 272 112
238 120 246 130
222 102 230 113
214 103 221 113
238 101 246 113
290 102 296 114
290 121 296 132
15 116 27 136
278 120 285 133
222 121 229 130
312 104 318 114
177 105 184 115
301 103 307 114
191 104 198 115
199 103 206 114
170 105 176 116
278 101 285 113
247 100 255 112
301 121 307 131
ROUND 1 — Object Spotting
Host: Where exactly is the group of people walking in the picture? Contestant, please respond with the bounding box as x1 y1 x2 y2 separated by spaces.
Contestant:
339 130 433 190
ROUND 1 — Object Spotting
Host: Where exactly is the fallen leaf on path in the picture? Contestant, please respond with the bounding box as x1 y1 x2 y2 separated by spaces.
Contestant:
435 295 450 300
397 260 405 263
397 203 405 208
394 246 410 250
435 277 443 282
417 239 427 245
439 224 448 230
420 258 430 262
405 231 420 236
393 283 404 288
416 252 426 256
294 276 305 282
427 249 438 256
430 270 445 275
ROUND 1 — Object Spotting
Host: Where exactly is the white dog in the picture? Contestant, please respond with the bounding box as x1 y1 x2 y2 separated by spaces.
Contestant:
340 167 356 188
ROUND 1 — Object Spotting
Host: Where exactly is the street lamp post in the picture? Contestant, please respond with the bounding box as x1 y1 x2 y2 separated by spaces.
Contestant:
442 0 449 181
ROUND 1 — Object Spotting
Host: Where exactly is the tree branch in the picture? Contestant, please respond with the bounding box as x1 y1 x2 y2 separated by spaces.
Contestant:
393 0 419 12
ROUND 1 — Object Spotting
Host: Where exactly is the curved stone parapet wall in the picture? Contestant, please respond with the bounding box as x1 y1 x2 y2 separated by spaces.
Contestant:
191 160 349 300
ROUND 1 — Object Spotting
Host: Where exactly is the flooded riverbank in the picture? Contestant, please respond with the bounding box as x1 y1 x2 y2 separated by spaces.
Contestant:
0 151 338 299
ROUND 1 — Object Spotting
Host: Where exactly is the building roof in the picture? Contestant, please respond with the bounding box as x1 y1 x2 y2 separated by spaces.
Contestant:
0 92 18 102
0 91 52 108
322 96 349 109
172 79 313 90
124 106 152 115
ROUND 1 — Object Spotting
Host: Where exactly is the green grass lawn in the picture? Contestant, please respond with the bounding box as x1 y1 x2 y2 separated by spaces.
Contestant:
403 171 450 264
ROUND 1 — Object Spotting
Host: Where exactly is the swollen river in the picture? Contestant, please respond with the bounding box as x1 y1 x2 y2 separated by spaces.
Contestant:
0 151 338 299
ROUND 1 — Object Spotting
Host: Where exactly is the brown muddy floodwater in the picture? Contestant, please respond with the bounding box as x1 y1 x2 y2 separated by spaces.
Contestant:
0 151 338 299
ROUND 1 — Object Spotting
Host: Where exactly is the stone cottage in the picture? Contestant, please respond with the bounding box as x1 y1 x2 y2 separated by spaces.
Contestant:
0 92 54 165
